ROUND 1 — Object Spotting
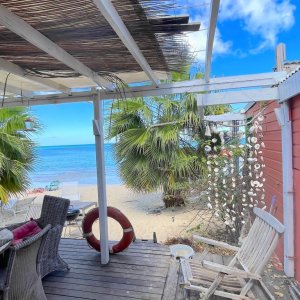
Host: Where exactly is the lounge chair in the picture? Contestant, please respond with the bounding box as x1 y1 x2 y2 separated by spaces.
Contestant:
180 207 284 300
5 195 70 278
45 180 60 191
61 181 80 201
0 225 51 300
2 197 36 216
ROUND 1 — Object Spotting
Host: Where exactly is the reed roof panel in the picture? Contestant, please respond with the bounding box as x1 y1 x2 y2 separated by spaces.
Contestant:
0 0 196 79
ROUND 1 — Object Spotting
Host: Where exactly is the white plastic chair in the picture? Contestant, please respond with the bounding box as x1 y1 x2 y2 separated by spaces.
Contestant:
2 197 36 216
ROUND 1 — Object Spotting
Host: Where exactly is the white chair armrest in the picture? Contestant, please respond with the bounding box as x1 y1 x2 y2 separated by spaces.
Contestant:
193 235 240 252
202 260 261 280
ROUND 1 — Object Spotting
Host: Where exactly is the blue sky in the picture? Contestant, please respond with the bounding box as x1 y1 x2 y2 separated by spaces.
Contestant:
32 0 300 146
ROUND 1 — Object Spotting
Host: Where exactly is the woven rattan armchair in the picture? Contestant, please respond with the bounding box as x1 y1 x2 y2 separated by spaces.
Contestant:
5 195 70 278
0 225 51 300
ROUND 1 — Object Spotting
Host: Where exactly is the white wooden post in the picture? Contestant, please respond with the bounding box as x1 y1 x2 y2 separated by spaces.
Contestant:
280 101 295 277
93 90 109 264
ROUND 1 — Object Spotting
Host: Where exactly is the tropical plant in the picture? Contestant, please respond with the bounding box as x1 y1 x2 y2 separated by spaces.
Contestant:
108 69 231 207
0 107 38 203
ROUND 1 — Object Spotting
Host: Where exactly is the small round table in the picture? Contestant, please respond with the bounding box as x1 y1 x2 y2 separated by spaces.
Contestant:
0 228 13 254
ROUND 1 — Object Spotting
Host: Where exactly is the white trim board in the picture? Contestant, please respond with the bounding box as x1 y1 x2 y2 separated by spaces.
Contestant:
278 70 300 102
197 88 279 106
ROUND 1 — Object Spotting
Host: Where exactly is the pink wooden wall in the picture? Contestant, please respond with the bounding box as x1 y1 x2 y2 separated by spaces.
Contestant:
247 101 284 260
247 98 300 281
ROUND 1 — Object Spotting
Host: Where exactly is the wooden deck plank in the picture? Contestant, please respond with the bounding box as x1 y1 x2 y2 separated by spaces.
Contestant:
44 239 172 299
45 275 163 294
66 263 168 278
58 245 170 256
44 281 162 300
50 270 165 288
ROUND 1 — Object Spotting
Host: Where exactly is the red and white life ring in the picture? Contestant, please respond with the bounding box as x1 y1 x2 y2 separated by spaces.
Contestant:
82 206 135 254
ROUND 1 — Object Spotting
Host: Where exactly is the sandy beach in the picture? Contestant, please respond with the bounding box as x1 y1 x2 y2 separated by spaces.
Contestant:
1 184 205 243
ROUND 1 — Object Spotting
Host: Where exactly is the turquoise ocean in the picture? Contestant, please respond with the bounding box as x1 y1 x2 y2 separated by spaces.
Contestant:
30 144 122 188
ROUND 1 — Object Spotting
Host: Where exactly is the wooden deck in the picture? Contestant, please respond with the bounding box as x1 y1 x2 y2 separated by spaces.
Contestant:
43 238 174 300
43 239 272 300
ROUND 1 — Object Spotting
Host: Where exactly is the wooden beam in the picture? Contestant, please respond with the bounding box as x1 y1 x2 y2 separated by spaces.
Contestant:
93 0 160 86
197 87 279 106
149 15 190 25
0 4 110 89
205 0 220 82
152 22 201 33
0 58 70 93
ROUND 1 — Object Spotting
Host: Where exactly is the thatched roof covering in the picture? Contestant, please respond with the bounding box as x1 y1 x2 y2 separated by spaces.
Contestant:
0 0 199 80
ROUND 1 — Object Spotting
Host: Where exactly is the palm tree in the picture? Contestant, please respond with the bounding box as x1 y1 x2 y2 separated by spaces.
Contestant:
108 70 231 207
0 107 38 203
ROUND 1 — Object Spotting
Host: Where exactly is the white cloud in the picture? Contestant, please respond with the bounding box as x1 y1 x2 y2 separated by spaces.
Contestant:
219 0 296 52
184 4 232 62
182 0 295 61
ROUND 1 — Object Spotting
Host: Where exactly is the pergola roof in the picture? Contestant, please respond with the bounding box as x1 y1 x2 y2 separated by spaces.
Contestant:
0 0 200 95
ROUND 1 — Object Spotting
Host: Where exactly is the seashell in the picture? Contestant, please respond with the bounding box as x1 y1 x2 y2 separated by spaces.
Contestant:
212 138 217 143
207 203 212 209
241 220 245 224
249 126 255 133
254 164 260 170
212 125 218 134
231 228 236 232
262 205 267 210
214 168 219 173
251 137 257 143
261 142 265 148
254 144 260 150
258 115 264 122
205 125 211 137
204 145 212 152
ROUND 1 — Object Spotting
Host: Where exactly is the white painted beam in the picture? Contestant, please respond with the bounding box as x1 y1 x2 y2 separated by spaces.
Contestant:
1 72 285 107
0 58 70 93
0 82 32 98
0 4 110 88
204 113 245 122
204 0 220 82
93 0 160 86
197 88 279 106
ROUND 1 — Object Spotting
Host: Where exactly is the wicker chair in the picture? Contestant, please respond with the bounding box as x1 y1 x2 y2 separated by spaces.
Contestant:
6 195 70 278
0 225 51 300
